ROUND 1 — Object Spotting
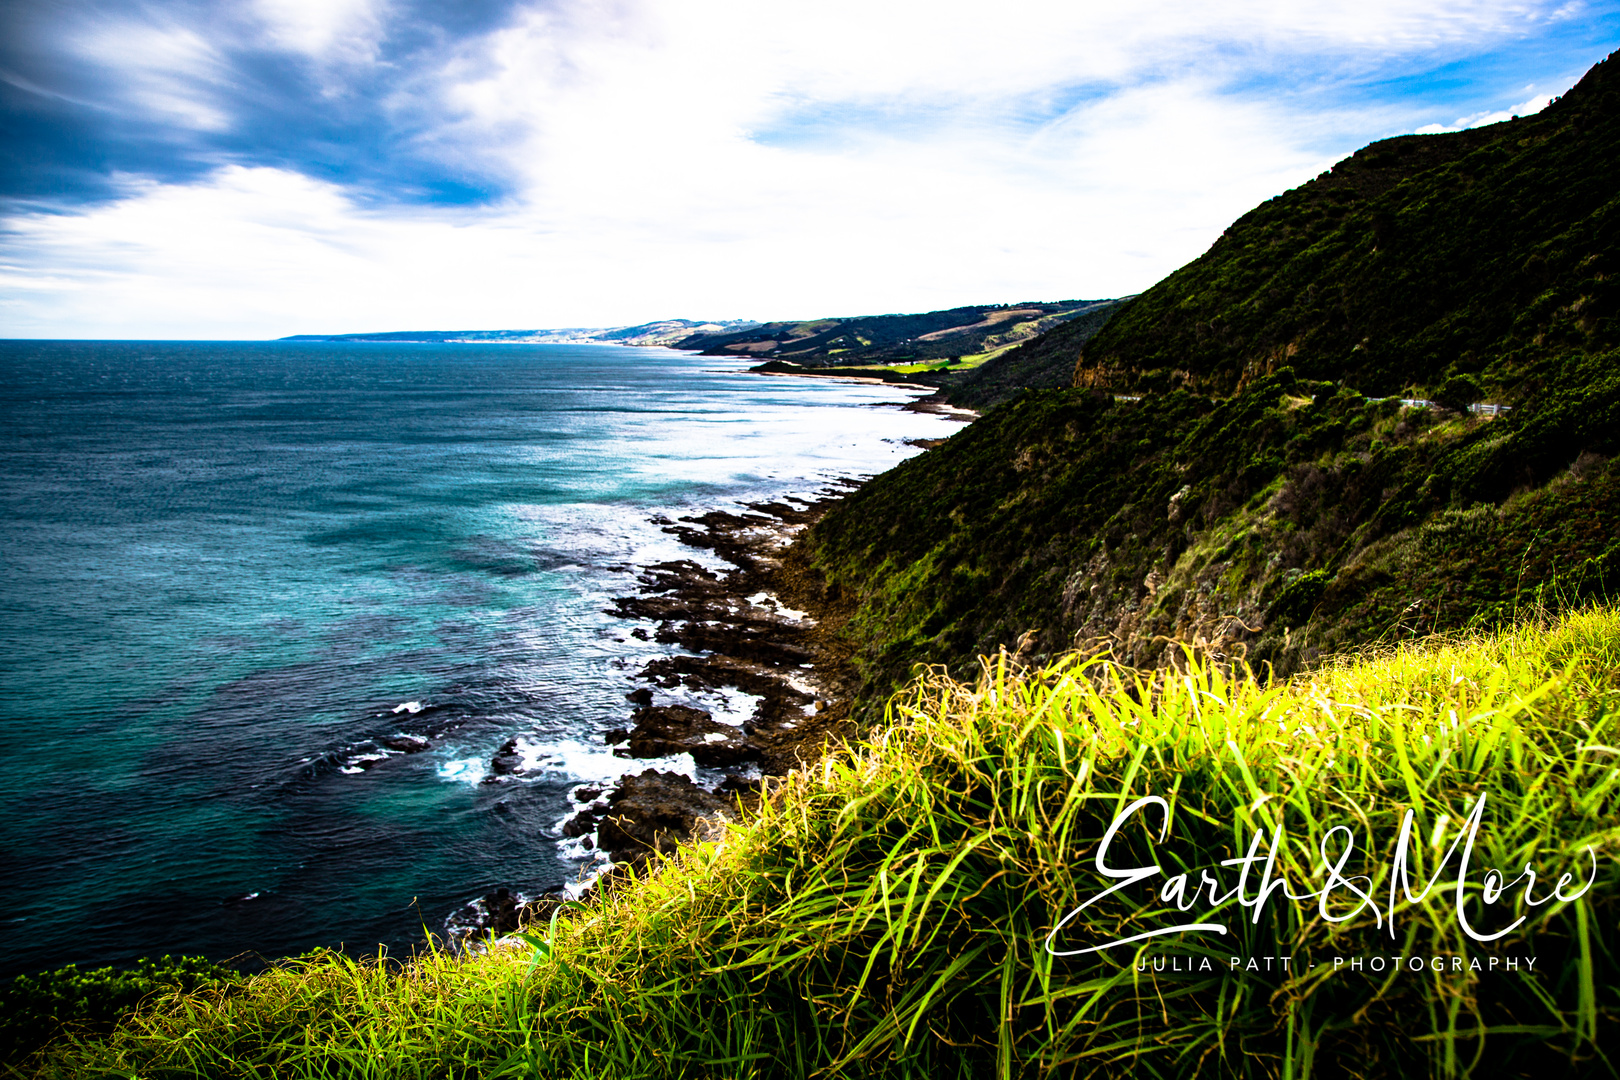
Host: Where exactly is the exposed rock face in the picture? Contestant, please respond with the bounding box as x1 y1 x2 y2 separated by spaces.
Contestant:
443 886 556 945
489 737 524 776
560 813 598 839
618 704 757 767
481 887 523 935
595 770 730 866
606 500 860 775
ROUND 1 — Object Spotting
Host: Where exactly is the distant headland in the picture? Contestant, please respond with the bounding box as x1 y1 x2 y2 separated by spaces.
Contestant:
282 299 1130 411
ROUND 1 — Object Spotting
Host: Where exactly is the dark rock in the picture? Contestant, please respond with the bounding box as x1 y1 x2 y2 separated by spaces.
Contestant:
623 704 759 767
597 769 730 865
716 774 763 798
444 886 577 948
600 494 858 793
379 734 430 753
486 888 522 934
489 737 523 775
626 687 654 705
573 786 603 802
445 887 525 939
603 727 630 745
561 810 602 838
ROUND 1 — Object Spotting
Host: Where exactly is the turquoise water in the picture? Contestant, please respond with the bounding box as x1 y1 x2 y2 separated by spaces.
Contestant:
0 340 956 976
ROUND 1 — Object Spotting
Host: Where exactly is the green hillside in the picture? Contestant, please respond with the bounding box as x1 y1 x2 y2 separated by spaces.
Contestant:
794 49 1620 703
1037 53 1620 401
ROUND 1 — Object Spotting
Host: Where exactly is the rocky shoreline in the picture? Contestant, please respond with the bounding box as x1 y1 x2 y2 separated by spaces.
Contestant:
439 383 977 945
445 487 868 944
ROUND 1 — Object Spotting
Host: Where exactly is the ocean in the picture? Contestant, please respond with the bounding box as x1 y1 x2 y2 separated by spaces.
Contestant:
0 340 958 977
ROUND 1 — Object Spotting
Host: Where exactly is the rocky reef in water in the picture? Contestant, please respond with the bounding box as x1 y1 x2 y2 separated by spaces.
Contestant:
443 488 877 943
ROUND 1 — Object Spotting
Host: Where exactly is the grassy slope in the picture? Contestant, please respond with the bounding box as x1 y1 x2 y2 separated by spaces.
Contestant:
745 301 1127 406
31 611 1620 1078
793 50 1620 701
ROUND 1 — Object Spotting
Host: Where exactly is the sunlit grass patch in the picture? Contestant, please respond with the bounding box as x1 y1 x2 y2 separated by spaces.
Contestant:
30 611 1620 1078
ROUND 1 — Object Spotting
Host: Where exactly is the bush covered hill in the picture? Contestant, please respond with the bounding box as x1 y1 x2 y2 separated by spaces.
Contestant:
26 613 1620 1077
793 49 1620 703
1027 54 1619 402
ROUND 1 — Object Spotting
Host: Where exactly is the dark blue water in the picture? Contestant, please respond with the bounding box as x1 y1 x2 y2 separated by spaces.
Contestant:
0 340 956 977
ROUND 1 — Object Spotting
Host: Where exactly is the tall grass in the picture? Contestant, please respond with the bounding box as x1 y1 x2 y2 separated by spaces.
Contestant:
30 611 1620 1078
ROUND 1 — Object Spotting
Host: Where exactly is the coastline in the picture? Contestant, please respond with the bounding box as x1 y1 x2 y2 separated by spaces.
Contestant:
746 363 980 418
423 361 983 943
0 339 973 969
452 482 896 938
551 372 979 883
581 496 861 854
556 365 984 874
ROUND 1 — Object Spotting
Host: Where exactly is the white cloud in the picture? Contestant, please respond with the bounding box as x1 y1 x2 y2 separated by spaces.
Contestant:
252 0 385 61
68 19 234 130
0 0 1602 337
1411 90 1555 133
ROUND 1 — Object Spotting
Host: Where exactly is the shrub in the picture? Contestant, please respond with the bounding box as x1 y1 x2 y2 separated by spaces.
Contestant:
1270 568 1333 626
3 955 239 1067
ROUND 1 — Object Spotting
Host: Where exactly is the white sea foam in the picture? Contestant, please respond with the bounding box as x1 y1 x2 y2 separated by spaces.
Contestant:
438 757 487 784
8 342 968 969
471 736 701 786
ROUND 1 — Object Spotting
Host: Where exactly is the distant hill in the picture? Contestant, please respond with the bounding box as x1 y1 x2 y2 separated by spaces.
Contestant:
279 304 1129 409
793 47 1620 703
671 301 1111 367
279 320 759 347
933 299 1128 409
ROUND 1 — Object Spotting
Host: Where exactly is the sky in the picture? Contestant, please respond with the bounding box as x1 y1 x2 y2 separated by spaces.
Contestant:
1 0 1617 339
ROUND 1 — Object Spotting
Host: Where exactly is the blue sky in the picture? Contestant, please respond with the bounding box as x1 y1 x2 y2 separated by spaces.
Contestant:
2 0 1617 338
